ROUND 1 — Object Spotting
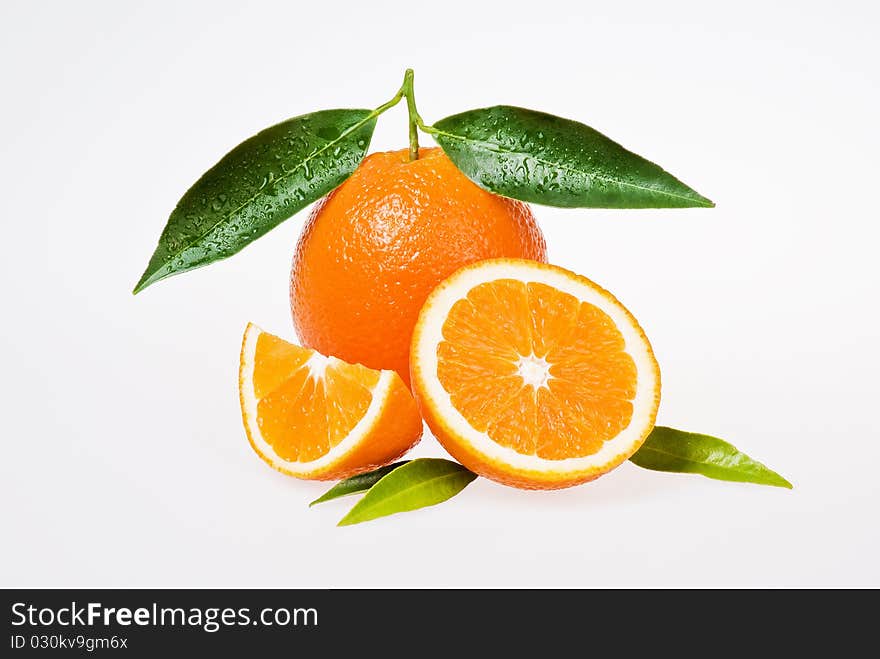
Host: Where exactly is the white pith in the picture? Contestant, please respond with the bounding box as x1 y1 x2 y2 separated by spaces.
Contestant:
305 353 332 379
240 324 393 474
516 353 553 390
414 261 659 475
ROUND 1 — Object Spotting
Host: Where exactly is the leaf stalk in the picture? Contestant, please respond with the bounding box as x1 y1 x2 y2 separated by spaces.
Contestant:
402 69 421 161
372 69 427 161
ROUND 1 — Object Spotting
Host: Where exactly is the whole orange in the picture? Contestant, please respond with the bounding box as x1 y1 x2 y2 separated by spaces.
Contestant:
290 147 547 385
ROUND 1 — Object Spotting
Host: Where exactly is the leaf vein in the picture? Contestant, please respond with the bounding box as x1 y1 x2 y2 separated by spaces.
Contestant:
148 110 376 281
431 128 706 205
354 471 470 514
633 445 738 470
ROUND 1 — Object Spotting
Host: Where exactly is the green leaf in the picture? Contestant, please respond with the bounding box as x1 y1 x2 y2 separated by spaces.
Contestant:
337 458 477 526
309 461 410 507
630 426 792 488
430 106 713 209
133 109 377 293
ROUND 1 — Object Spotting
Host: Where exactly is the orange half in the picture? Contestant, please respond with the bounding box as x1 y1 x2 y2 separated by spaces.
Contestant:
410 259 660 489
239 323 422 480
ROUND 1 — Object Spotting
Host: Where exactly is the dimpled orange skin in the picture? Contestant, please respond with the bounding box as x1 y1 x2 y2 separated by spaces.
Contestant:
290 147 547 385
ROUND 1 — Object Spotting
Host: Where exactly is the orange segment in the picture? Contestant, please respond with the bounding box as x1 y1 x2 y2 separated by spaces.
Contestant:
252 332 312 399
463 279 534 357
527 282 580 356
323 364 377 446
411 258 660 490
486 387 538 455
240 323 423 480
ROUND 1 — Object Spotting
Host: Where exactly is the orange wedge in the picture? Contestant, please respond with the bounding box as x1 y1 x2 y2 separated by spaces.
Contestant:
239 323 422 480
410 259 660 489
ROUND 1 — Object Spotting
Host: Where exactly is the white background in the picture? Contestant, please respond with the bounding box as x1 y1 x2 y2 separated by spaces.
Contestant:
4 0 878 587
